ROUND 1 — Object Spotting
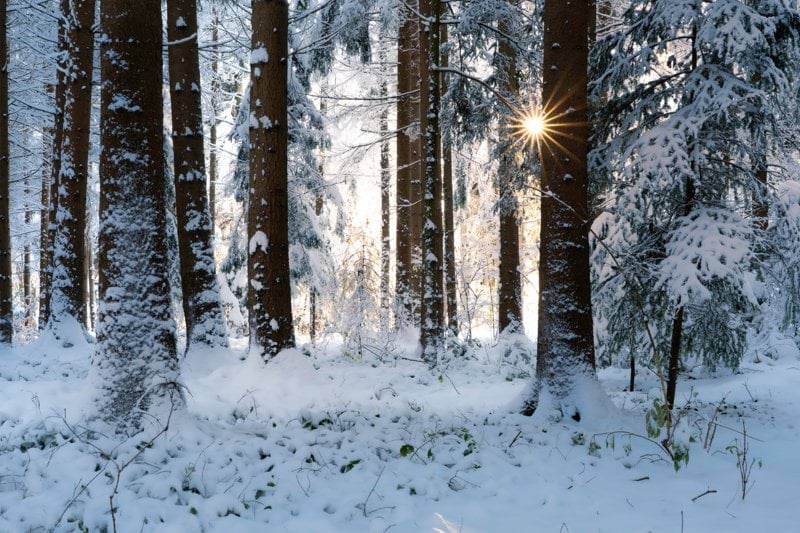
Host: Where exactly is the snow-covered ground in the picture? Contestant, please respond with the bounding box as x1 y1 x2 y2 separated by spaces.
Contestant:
1 334 799 532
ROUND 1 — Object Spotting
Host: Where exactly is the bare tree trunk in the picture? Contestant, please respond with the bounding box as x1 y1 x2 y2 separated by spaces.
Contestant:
96 0 179 425
209 13 220 233
380 47 391 314
408 0 424 322
0 0 11 344
167 0 227 349
752 117 768 233
441 22 457 334
420 0 444 362
249 0 295 358
39 100 52 327
40 3 70 329
84 215 94 331
51 0 95 339
309 287 317 344
527 0 596 417
395 2 417 320
23 177 32 319
497 13 523 335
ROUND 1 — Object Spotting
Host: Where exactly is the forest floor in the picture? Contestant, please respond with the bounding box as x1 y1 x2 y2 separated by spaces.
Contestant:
1 332 799 532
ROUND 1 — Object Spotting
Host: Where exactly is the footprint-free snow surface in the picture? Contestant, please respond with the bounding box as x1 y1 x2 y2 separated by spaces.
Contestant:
1 333 799 532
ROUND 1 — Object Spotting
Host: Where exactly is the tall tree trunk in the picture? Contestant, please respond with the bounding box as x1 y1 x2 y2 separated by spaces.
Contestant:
420 0 444 362
0 0 11 344
441 22 457 334
249 0 295 358
39 101 52 327
23 177 32 319
209 12 220 232
380 48 391 315
50 0 95 341
408 0 424 322
40 3 70 329
96 0 180 425
527 0 596 417
497 12 523 335
167 0 227 349
395 1 417 320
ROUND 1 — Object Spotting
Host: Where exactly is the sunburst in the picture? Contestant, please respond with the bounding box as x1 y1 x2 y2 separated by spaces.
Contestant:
503 92 586 168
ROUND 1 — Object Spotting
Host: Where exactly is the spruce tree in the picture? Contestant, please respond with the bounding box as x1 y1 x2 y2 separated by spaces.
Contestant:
166 0 228 349
525 0 597 418
95 0 179 426
0 0 10 344
50 0 95 342
249 0 295 358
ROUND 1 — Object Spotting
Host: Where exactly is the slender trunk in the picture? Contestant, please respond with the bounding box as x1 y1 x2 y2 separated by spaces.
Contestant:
629 353 636 392
209 13 219 233
751 74 768 233
39 102 52 327
41 3 70 329
249 0 295 358
753 154 768 231
395 4 413 318
85 217 94 331
420 0 444 362
441 22 457 334
167 0 227 348
309 287 317 344
51 0 95 338
380 48 391 314
0 0 11 344
23 177 32 318
408 0 423 322
497 13 523 335
665 25 699 411
666 306 685 409
97 0 180 425
528 0 595 416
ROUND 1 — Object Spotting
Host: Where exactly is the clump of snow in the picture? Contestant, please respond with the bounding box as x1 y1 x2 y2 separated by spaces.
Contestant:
250 47 269 65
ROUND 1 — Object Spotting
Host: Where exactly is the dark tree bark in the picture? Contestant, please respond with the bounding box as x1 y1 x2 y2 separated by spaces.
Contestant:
249 0 295 358
96 0 179 425
39 104 52 327
441 22 457 334
0 0 11 344
50 0 95 338
527 0 596 416
167 0 227 348
23 177 32 319
40 3 70 329
380 48 391 313
408 0 424 321
84 215 94 331
395 1 418 320
209 12 220 232
497 13 523 335
419 0 444 361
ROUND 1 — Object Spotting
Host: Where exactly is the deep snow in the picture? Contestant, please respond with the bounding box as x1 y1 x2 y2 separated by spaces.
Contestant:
1 332 799 532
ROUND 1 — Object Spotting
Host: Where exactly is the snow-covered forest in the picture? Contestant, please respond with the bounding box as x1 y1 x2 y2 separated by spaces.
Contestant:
1 0 799 530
